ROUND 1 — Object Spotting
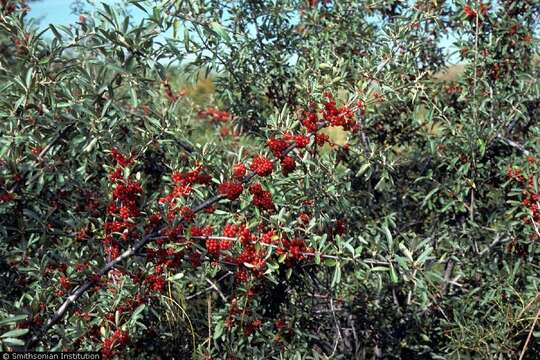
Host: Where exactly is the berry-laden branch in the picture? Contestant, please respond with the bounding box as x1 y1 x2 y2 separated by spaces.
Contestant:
28 139 299 348
185 235 390 265
29 95 360 349
27 192 225 349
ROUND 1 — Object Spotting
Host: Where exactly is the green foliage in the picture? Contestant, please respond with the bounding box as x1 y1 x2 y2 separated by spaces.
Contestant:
0 0 539 359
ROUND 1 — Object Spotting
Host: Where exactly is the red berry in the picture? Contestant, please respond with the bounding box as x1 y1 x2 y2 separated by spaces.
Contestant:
267 138 289 158
219 181 244 200
280 156 296 176
249 183 264 195
232 163 247 178
235 268 249 283
223 223 239 237
250 155 273 177
59 276 71 290
298 213 310 224
252 190 275 211
206 239 220 254
294 135 310 148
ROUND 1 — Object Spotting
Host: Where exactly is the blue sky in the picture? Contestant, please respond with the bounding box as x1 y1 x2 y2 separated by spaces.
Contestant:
28 1 460 63
28 0 145 26
29 0 97 25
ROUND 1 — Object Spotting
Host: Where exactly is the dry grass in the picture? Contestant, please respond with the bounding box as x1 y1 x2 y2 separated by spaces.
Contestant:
433 64 466 81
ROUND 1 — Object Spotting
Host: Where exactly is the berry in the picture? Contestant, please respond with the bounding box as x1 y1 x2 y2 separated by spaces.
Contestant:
249 183 264 195
235 268 249 283
250 155 273 177
252 190 275 211
232 163 247 178
223 223 239 237
280 156 296 176
298 213 310 224
294 135 310 148
206 239 220 254
59 276 71 290
219 181 244 200
267 138 288 158
220 239 233 250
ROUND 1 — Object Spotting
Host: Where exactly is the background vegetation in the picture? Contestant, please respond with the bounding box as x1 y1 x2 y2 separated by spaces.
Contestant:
0 0 539 359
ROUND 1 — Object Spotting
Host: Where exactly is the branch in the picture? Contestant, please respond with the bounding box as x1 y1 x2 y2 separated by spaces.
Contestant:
29 140 302 348
496 134 531 156
186 235 391 266
27 192 227 349
519 309 540 360
440 259 454 296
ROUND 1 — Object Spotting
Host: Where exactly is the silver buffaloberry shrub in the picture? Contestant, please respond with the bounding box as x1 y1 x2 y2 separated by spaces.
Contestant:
0 0 539 358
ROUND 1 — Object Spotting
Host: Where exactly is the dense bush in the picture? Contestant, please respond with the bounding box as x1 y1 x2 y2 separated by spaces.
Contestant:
0 0 539 358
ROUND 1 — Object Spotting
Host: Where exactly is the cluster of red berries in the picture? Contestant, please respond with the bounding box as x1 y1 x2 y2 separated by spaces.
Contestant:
507 165 540 224
219 181 244 200
249 183 275 211
59 276 71 290
104 149 143 258
198 107 231 122
159 166 210 221
276 238 313 262
0 192 14 203
145 265 166 292
232 163 247 178
280 156 296 176
250 155 273 177
321 99 358 131
110 181 142 219
171 167 211 186
102 329 130 359
464 3 489 19
267 137 289 157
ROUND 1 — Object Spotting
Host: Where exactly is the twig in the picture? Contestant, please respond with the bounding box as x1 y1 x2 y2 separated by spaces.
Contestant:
529 216 540 238
478 235 505 256
205 278 227 303
518 309 540 360
329 298 343 357
185 272 233 301
440 259 455 296
496 134 531 156
207 293 212 353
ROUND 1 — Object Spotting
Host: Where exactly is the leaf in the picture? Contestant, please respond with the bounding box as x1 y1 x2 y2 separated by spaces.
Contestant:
168 273 184 281
398 243 414 261
2 337 25 346
382 225 393 251
0 315 27 326
356 162 371 177
416 246 433 265
1 328 29 338
389 264 399 284
49 24 63 41
213 321 224 339
210 21 231 43
422 187 440 207
324 259 337 267
344 242 355 256
286 268 292 279
25 68 34 90
83 137 98 153
132 304 145 320
331 263 341 287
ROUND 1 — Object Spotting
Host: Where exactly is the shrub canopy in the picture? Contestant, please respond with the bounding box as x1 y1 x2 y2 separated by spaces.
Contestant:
0 0 539 358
